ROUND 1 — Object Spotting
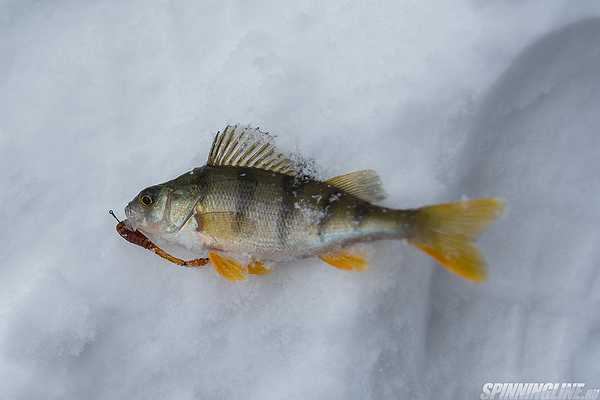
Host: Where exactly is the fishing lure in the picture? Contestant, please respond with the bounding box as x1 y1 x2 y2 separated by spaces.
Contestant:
109 210 208 267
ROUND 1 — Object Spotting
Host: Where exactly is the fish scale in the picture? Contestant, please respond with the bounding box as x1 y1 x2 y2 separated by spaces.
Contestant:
188 166 402 260
197 168 316 257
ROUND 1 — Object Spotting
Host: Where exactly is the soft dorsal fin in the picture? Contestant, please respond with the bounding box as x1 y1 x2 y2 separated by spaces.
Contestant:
325 170 386 203
207 125 299 176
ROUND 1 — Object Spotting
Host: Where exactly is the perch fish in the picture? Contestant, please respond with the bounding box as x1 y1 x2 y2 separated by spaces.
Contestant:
123 126 504 282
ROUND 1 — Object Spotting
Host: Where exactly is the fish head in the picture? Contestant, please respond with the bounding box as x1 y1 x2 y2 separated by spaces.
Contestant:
125 182 202 235
125 185 170 234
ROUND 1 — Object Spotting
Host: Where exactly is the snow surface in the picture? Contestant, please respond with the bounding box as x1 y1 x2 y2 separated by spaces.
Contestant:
1 1 600 399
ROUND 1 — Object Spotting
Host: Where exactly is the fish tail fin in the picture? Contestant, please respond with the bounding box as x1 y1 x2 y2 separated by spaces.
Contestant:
406 198 505 282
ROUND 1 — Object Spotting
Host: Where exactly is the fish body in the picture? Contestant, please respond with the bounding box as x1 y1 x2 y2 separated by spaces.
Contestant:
125 126 504 282
158 165 411 261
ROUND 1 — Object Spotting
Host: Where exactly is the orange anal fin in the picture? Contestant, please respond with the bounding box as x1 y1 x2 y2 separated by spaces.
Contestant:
208 251 247 281
319 251 368 272
247 260 271 275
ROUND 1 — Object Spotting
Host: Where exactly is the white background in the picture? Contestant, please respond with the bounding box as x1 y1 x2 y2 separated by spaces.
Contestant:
1 1 600 399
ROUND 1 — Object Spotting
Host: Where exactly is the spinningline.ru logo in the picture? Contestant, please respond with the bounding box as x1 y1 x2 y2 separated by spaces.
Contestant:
480 383 599 400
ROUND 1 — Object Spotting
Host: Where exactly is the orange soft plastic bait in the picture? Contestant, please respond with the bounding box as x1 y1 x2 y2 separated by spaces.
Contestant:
110 210 208 268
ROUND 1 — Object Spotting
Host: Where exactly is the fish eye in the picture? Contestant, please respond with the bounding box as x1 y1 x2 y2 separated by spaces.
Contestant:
139 194 153 207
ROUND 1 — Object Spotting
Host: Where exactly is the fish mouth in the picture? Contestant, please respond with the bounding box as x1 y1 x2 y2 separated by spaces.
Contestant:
124 219 136 231
124 204 138 231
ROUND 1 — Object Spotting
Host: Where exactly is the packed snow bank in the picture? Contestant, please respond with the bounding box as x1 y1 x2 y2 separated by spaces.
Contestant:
425 18 600 398
1 2 600 399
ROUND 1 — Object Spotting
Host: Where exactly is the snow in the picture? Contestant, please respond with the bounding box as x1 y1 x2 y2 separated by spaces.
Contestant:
1 1 600 399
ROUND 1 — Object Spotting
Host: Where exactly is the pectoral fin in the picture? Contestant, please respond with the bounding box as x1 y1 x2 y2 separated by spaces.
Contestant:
208 251 247 281
198 211 257 240
247 260 272 275
319 250 368 271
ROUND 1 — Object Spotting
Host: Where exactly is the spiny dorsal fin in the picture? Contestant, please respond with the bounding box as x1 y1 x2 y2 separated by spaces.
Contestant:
325 170 386 203
207 125 299 176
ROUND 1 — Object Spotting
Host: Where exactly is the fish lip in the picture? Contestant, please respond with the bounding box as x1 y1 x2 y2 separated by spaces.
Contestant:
124 204 138 231
124 218 136 231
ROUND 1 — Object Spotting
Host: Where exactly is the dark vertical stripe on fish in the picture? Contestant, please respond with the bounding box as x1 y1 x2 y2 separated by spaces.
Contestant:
234 169 257 235
277 175 296 246
317 188 343 242
317 205 332 243
352 203 370 230
195 173 212 232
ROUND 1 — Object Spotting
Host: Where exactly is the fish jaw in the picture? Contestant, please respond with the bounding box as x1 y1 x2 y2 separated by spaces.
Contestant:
124 203 139 231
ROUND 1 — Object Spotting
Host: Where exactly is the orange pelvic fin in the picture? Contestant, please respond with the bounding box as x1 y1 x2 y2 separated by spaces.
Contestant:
208 251 247 281
247 260 272 275
319 250 368 271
